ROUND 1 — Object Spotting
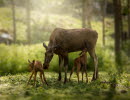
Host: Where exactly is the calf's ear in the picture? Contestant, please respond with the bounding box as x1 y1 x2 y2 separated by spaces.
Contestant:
79 51 83 55
32 60 35 64
43 42 48 50
28 59 31 63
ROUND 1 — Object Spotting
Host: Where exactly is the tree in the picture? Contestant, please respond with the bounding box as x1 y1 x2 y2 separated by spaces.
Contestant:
113 0 122 65
102 0 107 46
119 0 123 45
81 0 92 28
82 0 86 28
128 0 130 38
26 0 31 44
11 0 16 43
86 0 92 28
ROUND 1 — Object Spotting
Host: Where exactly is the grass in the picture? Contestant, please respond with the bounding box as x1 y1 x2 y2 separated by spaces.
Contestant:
0 72 130 100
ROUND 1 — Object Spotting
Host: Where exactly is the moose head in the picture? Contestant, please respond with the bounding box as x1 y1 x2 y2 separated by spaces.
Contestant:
43 42 61 69
43 42 54 69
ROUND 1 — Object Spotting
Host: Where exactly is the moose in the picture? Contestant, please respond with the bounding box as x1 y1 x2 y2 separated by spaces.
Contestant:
27 60 48 86
43 28 98 83
69 48 88 83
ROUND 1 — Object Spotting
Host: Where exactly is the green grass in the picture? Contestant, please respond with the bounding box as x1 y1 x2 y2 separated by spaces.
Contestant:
0 72 130 100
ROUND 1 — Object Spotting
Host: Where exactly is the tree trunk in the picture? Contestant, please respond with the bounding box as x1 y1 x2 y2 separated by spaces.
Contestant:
11 0 16 43
128 0 130 38
86 0 92 28
113 0 122 64
102 0 107 46
26 0 31 44
119 0 124 45
82 0 86 28
87 18 92 28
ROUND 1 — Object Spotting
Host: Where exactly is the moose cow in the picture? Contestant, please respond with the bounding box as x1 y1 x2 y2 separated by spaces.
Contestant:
43 28 98 83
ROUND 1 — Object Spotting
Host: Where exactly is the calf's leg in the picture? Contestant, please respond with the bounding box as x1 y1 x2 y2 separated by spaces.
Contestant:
82 66 84 82
27 71 34 85
33 72 37 86
42 71 48 85
84 65 88 83
76 64 81 83
69 65 75 81
40 72 44 85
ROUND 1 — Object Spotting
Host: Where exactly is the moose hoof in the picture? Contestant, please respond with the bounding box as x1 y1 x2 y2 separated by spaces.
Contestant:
91 77 97 81
58 78 61 81
58 76 62 81
64 81 66 84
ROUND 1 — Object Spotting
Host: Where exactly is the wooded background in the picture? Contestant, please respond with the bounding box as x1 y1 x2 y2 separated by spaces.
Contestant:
0 0 130 99
0 0 130 74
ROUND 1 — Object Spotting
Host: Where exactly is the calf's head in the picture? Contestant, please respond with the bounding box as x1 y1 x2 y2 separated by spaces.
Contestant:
79 48 87 56
28 59 35 71
43 43 54 69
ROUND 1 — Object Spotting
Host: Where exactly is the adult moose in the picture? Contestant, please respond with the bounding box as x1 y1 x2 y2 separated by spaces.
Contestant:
43 28 98 83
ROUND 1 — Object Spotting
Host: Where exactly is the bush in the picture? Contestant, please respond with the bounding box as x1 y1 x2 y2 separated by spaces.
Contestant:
0 43 44 75
0 43 116 75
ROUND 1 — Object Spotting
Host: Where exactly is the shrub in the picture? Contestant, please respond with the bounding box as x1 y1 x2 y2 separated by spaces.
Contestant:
0 43 116 75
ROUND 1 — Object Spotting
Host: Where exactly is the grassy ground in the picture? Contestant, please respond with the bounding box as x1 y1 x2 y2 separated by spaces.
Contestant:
0 72 130 100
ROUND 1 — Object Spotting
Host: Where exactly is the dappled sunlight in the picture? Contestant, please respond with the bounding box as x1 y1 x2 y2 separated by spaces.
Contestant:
0 72 130 100
0 0 130 99
0 83 11 89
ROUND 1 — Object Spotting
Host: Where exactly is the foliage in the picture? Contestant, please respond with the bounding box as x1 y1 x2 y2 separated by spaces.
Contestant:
0 43 117 75
31 14 81 43
0 43 44 75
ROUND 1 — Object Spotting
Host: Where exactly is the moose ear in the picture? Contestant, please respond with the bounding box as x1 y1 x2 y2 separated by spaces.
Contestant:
28 59 31 63
43 42 48 50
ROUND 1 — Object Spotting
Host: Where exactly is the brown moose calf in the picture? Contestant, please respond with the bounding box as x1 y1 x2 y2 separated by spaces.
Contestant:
69 48 88 83
27 60 48 86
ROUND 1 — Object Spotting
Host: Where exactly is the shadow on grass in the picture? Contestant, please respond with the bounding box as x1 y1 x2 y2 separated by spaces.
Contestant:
0 72 130 100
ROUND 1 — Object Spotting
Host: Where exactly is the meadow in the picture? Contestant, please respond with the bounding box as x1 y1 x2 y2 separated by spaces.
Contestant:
0 2 130 99
0 43 130 100
0 72 130 100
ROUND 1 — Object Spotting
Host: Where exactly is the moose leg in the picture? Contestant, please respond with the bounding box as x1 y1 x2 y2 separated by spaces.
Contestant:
42 71 48 85
33 72 37 86
63 53 68 84
69 65 75 81
58 55 63 81
27 71 34 85
88 49 98 81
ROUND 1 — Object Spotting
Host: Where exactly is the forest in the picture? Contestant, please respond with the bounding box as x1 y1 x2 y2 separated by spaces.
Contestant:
0 0 130 100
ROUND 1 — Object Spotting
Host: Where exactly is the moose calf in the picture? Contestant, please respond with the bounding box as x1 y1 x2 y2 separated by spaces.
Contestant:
27 60 48 86
69 48 88 83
